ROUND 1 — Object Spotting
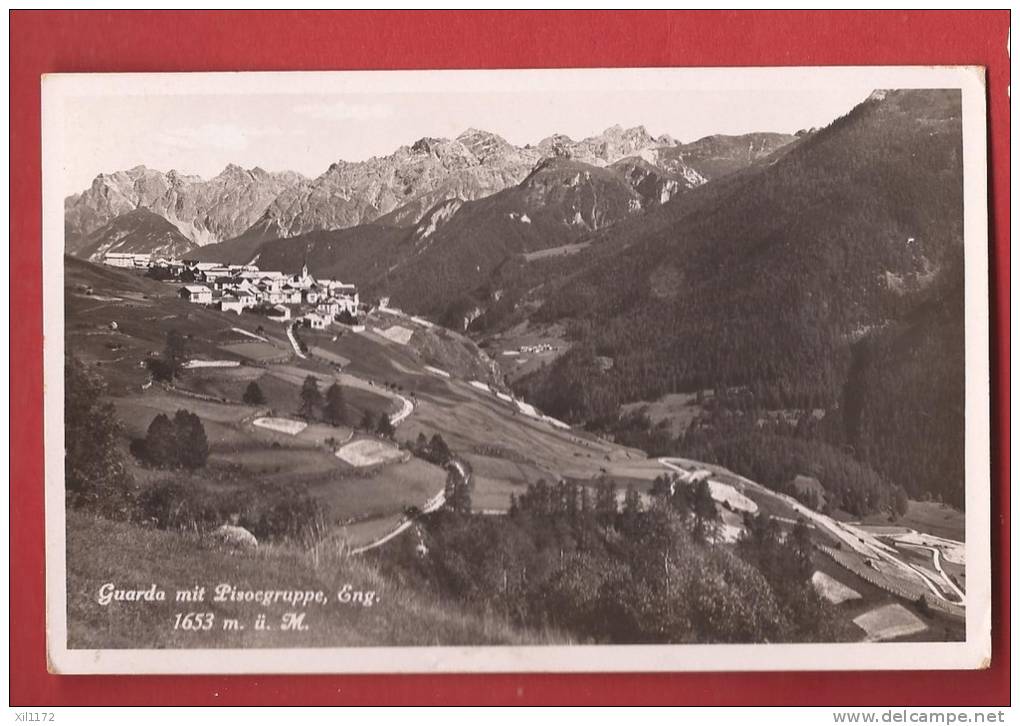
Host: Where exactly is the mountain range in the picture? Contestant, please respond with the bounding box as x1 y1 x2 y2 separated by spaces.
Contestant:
64 164 305 254
64 125 794 262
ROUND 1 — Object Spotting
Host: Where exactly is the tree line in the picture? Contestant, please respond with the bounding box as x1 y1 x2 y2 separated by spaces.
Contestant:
379 473 854 644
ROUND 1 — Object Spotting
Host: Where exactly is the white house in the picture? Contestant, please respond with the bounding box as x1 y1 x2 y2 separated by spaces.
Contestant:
191 262 221 273
104 252 151 268
336 295 359 315
302 312 331 330
317 299 341 317
280 285 303 305
179 285 213 304
102 253 136 268
268 304 291 321
319 296 358 317
220 295 245 315
200 267 232 282
234 279 256 294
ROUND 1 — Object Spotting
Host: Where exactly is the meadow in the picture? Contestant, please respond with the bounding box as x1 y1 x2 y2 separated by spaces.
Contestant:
66 510 567 649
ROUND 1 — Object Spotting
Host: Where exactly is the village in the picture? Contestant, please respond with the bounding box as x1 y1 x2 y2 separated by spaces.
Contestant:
102 251 362 331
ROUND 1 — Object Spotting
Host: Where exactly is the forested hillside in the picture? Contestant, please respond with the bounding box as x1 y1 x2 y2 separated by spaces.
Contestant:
843 261 966 506
514 89 965 508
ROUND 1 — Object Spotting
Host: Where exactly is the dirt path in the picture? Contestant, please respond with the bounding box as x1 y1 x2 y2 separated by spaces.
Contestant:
232 327 269 342
285 324 307 359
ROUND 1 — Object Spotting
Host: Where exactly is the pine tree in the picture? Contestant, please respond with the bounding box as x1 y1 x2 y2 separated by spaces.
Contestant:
324 382 348 427
143 413 177 468
788 518 814 579
428 433 451 464
299 376 322 420
161 329 187 380
243 381 266 405
621 485 643 535
174 409 209 470
650 473 673 499
594 478 618 526
692 478 718 543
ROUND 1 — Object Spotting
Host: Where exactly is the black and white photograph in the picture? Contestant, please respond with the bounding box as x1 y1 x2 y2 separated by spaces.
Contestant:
42 66 990 674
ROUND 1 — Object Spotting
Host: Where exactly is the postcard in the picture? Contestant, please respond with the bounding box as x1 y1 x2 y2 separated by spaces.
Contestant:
42 66 990 673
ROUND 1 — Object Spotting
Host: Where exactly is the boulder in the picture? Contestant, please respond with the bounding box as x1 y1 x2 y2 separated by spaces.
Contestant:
211 524 258 550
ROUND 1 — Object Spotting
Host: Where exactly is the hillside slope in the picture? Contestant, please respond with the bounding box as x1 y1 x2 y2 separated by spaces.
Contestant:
66 510 565 649
75 208 197 261
656 131 799 179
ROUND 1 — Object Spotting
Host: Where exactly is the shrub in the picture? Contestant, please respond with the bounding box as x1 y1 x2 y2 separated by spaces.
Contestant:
65 354 135 517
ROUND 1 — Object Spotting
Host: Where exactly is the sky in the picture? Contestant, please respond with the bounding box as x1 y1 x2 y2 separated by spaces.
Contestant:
58 71 883 195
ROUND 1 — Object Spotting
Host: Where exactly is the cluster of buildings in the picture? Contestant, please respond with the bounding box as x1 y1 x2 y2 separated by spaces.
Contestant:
501 343 558 357
102 252 157 269
103 252 361 330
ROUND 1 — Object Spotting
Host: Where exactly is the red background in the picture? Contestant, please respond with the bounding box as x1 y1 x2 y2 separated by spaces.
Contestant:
9 10 1010 706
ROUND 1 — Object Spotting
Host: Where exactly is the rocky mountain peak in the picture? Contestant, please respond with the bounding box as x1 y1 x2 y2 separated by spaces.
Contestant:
411 137 445 155
457 128 513 162
216 162 250 178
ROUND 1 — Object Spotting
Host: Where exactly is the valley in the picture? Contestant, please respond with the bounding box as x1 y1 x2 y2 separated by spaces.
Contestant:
65 250 965 646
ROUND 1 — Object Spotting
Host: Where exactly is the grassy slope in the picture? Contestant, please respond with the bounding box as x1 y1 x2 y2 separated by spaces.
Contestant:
66 510 566 649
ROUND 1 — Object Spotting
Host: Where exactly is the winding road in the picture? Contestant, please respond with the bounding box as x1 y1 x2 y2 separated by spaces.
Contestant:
658 457 965 607
348 460 466 555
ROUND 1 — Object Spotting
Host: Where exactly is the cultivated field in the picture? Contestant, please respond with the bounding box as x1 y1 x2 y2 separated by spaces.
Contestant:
478 320 570 383
853 604 928 642
253 417 307 436
620 391 708 438
308 458 446 527
811 571 862 605
220 340 289 363
336 438 407 468
860 500 965 542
